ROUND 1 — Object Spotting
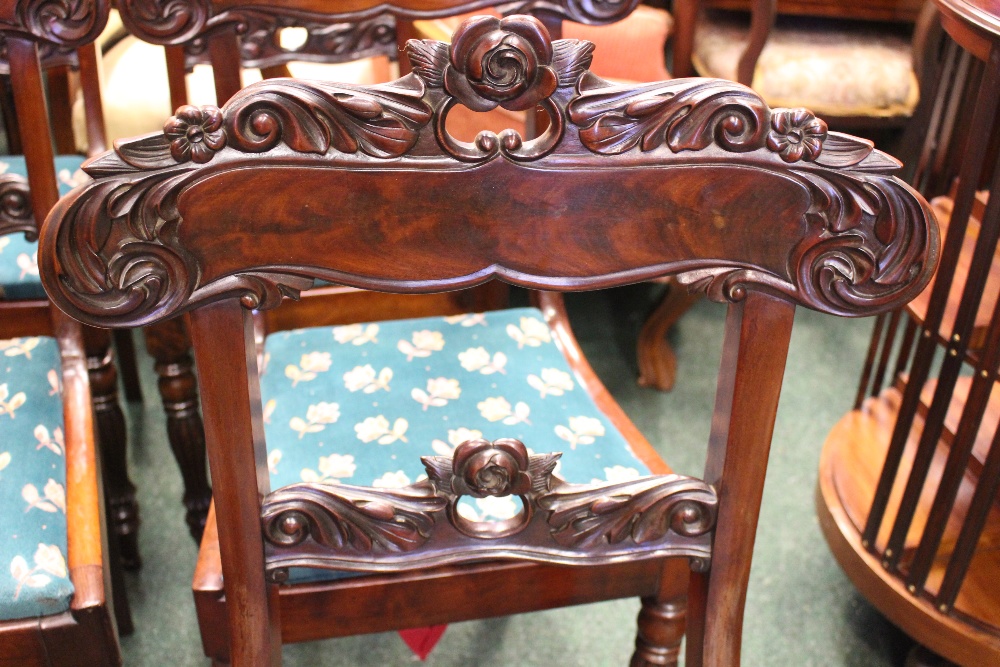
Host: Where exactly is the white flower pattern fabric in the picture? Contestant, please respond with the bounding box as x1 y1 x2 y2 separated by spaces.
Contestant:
0 156 87 300
259 309 650 583
0 336 74 620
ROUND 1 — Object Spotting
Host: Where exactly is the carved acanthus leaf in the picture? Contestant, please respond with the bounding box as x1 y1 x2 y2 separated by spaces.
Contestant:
405 39 449 88
540 475 717 548
262 482 448 553
569 76 770 155
224 77 432 157
552 39 595 88
677 169 937 316
0 174 35 241
813 132 901 172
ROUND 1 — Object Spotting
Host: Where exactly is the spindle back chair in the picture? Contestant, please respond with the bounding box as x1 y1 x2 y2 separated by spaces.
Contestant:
40 14 938 666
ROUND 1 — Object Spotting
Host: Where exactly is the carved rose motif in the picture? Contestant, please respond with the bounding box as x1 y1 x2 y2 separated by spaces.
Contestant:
766 109 827 163
164 105 227 164
452 439 532 498
445 15 558 112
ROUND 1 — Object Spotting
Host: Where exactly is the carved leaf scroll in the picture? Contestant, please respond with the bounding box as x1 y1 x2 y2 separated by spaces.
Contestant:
260 440 718 576
569 76 771 156
262 482 448 554
541 476 717 548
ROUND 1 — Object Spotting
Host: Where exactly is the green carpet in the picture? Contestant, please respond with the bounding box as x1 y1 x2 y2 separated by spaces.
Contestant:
118 285 913 665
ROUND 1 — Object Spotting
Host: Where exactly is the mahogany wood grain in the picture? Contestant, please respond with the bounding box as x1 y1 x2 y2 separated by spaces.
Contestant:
691 291 795 667
702 0 925 21
190 300 281 667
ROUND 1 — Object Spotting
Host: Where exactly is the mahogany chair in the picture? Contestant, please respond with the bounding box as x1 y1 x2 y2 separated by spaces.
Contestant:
113 0 672 543
0 1 141 573
40 14 938 666
0 1 123 663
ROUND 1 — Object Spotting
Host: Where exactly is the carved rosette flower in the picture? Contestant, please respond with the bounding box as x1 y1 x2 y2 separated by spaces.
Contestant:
444 15 558 113
452 438 532 498
164 105 226 164
766 109 827 163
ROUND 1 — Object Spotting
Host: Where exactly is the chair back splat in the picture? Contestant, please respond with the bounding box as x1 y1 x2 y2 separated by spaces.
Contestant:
41 14 938 667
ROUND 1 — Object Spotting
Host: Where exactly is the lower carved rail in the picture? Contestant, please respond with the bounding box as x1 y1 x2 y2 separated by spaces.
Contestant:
260 438 717 579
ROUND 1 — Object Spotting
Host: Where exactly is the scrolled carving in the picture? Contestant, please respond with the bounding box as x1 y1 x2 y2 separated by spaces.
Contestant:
499 0 642 25
182 13 398 70
258 439 717 574
790 169 936 316
261 482 448 553
118 0 215 45
569 77 770 155
0 174 35 241
540 476 717 548
677 169 937 316
0 0 108 47
223 77 431 157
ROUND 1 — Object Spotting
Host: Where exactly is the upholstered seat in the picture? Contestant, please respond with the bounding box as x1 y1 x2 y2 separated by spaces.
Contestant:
693 12 918 118
262 308 652 584
263 307 649 512
0 155 87 300
0 336 73 621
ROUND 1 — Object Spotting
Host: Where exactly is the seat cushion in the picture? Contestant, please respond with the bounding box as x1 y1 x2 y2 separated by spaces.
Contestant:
261 307 650 544
693 13 918 118
0 336 73 620
0 155 88 300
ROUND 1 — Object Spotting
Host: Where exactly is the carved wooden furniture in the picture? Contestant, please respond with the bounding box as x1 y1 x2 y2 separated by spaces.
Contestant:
816 0 1000 664
39 13 938 666
113 0 667 544
0 2 123 663
671 0 937 131
0 0 141 576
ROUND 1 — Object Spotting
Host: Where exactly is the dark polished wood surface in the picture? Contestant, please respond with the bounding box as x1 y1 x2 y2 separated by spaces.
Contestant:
702 0 924 22
40 14 937 667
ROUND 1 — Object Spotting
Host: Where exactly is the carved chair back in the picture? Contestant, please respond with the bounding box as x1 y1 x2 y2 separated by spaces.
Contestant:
40 14 938 667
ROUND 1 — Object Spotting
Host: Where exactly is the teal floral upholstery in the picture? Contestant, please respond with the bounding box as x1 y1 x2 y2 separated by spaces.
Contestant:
261 308 650 582
0 155 87 300
0 336 73 621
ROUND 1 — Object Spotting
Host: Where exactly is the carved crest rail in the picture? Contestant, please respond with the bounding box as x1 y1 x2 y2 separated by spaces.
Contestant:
261 439 717 578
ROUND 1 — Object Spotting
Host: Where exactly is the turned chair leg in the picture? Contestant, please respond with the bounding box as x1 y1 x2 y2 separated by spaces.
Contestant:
630 593 687 667
144 318 212 542
636 280 701 392
113 328 143 403
83 326 141 570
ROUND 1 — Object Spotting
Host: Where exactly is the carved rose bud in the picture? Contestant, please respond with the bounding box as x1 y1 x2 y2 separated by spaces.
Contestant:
766 109 827 163
164 105 227 164
445 15 558 113
453 438 532 498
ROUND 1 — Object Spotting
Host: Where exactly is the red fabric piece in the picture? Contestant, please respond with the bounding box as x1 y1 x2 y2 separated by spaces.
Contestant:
398 625 448 660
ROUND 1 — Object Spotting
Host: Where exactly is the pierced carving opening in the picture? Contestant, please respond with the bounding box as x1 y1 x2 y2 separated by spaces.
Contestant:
277 26 309 52
454 495 529 539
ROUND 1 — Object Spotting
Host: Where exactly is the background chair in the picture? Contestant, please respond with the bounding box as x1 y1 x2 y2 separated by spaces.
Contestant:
40 13 936 666
0 0 141 575
0 0 124 661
